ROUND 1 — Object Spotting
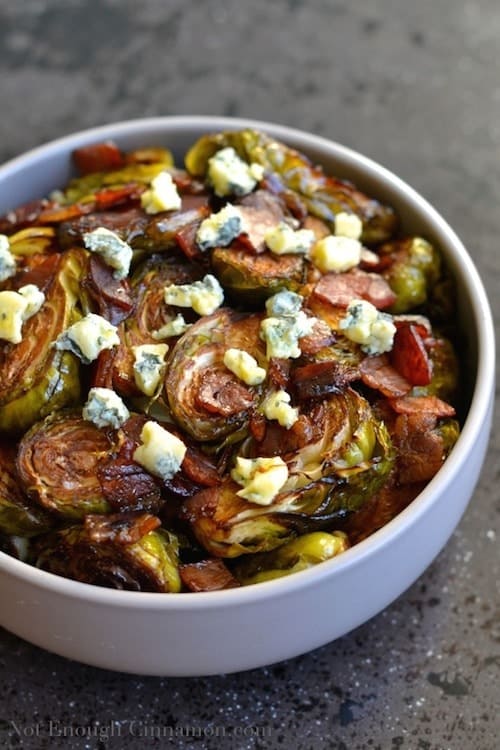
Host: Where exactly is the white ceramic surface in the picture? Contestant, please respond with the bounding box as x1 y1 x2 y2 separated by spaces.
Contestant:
0 117 494 676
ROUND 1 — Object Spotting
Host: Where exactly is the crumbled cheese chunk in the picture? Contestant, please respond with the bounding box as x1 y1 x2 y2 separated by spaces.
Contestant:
83 227 133 280
196 204 246 251
265 290 303 318
17 284 45 319
140 171 182 214
231 456 288 506
262 390 299 429
223 348 266 386
55 313 119 363
132 343 168 397
207 147 264 197
133 421 186 481
264 222 315 256
82 387 130 429
260 290 315 360
0 284 45 344
164 274 224 316
339 298 396 354
334 212 363 240
309 235 362 273
152 313 191 340
0 234 17 282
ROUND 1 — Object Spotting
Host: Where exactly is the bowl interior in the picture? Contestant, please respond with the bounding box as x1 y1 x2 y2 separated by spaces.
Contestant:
0 116 494 607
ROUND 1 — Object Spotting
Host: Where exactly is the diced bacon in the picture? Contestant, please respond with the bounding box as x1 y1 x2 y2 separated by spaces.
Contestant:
359 354 412 398
313 269 396 309
72 141 124 175
390 324 433 386
83 255 134 325
181 445 221 488
195 370 254 417
389 395 456 417
393 413 446 483
179 559 240 591
236 191 286 254
267 358 291 390
97 462 163 514
293 360 358 400
84 512 161 544
299 318 335 355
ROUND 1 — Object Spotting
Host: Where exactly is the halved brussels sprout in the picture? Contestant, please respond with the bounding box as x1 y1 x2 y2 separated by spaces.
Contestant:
0 249 84 434
182 389 394 556
95 253 204 399
34 525 181 592
16 411 116 519
211 246 307 304
185 129 398 244
381 237 441 314
233 530 349 584
0 443 53 536
166 308 266 442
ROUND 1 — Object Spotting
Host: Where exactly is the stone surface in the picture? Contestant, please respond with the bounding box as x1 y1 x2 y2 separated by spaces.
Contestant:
0 1 498 748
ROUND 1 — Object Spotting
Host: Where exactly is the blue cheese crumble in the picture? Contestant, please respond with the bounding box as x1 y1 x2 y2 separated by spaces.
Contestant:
231 456 289 506
260 290 316 359
339 298 396 354
309 235 362 273
54 313 120 363
132 343 168 397
82 387 130 429
261 389 299 429
152 313 191 340
133 421 187 481
207 147 264 197
140 171 182 214
264 222 315 256
0 234 17 282
196 204 246 252
83 226 133 280
0 284 45 344
223 348 266 386
334 211 363 240
163 274 224 316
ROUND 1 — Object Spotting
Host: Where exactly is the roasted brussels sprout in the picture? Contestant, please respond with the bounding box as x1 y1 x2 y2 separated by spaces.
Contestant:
16 411 116 519
381 237 441 314
211 246 307 304
0 249 84 434
182 390 394 556
233 530 349 584
0 443 53 536
165 308 266 442
185 129 398 244
34 524 181 592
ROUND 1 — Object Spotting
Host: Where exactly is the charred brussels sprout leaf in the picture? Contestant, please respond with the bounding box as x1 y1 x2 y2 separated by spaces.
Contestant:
233 530 349 584
34 525 181 592
185 129 398 244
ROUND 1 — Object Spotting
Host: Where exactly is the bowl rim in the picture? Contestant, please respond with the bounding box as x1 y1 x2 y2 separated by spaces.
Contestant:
0 115 495 610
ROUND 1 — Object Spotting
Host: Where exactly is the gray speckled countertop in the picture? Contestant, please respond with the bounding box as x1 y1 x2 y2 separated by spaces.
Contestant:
0 2 499 748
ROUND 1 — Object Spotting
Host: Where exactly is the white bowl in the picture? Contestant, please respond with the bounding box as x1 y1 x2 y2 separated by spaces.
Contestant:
0 117 494 676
